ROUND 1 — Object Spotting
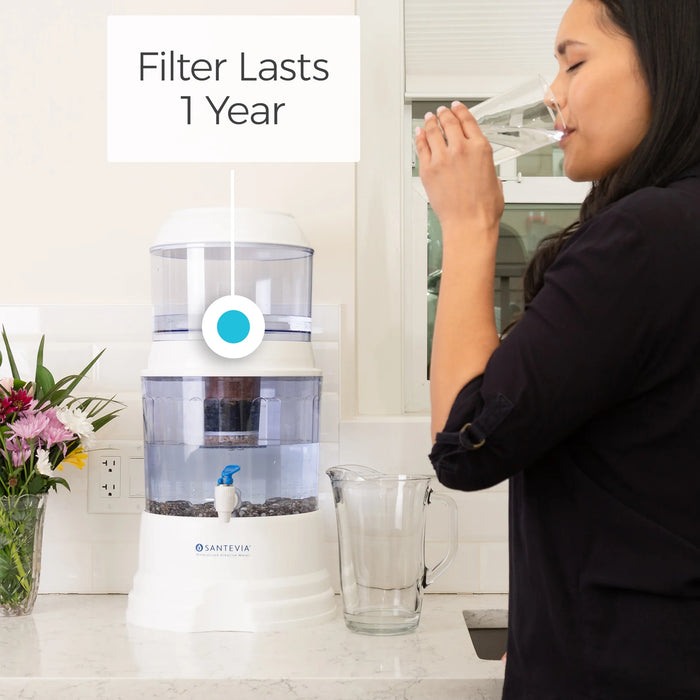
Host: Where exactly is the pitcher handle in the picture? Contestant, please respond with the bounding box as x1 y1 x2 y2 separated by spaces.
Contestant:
424 490 458 588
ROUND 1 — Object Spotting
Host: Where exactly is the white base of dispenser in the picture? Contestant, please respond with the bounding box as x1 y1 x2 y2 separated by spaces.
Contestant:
126 510 336 632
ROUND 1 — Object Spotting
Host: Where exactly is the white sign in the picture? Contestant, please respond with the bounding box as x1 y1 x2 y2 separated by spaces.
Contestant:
107 16 360 163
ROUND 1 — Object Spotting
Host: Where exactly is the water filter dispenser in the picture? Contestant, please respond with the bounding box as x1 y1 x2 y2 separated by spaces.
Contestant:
126 208 335 632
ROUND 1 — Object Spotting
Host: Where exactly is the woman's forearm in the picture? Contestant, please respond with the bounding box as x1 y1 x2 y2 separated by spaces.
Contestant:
430 227 500 441
414 103 504 442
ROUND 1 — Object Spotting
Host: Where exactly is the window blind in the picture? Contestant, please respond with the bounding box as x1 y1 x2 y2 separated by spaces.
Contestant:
404 0 570 99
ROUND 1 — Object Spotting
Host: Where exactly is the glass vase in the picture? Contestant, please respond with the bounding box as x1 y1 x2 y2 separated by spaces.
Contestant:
0 494 47 616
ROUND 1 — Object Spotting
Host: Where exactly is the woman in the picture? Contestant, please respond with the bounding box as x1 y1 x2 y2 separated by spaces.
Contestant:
415 0 700 697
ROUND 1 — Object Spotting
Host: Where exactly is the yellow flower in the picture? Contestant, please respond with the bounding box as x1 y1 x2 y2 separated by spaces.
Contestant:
58 447 88 471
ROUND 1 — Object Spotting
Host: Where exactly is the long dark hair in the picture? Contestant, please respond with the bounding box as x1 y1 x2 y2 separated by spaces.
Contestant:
520 0 700 309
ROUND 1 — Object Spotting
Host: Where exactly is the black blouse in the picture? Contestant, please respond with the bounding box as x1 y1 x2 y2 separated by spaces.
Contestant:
430 165 700 699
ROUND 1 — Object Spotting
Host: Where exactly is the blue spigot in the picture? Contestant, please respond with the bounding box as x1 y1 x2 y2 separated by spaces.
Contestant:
217 464 241 486
215 464 241 522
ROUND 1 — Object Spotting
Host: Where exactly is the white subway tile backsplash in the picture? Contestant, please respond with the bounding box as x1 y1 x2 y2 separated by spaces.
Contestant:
39 541 93 594
319 391 339 443
318 442 340 473
47 343 99 391
49 458 88 495
92 542 139 594
0 340 97 392
312 341 339 393
42 495 90 545
92 341 150 392
0 341 41 381
80 514 143 544
97 392 144 441
44 495 142 545
311 304 340 342
454 491 509 542
1 305 152 342
479 542 510 593
0 306 43 335
427 541 480 594
338 418 433 474
318 490 338 543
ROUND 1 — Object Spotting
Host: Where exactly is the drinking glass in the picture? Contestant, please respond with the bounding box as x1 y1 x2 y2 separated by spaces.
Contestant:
469 75 565 165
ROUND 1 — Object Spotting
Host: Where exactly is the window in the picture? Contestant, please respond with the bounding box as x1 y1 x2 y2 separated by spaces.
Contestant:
354 0 581 418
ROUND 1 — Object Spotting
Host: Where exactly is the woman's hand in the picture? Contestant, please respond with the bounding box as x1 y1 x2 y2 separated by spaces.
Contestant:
415 102 504 237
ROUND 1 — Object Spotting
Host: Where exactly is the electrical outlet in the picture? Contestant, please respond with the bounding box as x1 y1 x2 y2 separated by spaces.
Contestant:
88 441 145 514
99 456 121 498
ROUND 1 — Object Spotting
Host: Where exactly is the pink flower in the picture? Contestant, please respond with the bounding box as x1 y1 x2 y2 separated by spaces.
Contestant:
11 448 30 467
9 411 50 440
6 436 32 466
0 377 13 395
40 408 75 449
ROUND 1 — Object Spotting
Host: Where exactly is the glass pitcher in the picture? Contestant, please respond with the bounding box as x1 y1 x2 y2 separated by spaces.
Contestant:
326 465 458 635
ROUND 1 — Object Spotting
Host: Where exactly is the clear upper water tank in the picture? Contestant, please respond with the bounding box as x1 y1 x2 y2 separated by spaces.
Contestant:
150 208 313 342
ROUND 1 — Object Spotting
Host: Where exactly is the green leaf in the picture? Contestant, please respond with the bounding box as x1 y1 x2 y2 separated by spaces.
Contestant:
33 374 77 404
25 474 47 495
35 365 55 398
33 336 47 401
61 396 124 423
35 335 45 374
36 349 106 408
91 411 121 432
1 326 21 381
0 551 12 580
47 476 70 493
33 374 83 410
83 396 124 419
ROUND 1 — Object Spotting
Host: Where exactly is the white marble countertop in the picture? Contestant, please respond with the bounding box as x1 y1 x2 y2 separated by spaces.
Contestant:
0 594 507 699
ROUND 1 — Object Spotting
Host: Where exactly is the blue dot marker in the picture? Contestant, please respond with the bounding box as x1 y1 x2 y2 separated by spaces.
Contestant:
217 310 250 344
202 295 265 358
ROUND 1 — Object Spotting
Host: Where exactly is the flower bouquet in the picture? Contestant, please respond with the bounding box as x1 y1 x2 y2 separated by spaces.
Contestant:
0 327 122 614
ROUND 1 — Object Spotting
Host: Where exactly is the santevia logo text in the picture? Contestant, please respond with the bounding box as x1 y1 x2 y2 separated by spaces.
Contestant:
194 542 252 557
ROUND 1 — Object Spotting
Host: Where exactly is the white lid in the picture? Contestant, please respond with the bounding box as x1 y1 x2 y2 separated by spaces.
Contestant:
151 208 312 251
